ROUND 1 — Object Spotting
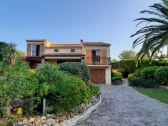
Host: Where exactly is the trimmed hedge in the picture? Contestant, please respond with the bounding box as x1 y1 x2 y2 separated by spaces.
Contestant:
140 66 159 79
111 59 168 74
59 62 90 82
155 66 168 85
128 77 158 88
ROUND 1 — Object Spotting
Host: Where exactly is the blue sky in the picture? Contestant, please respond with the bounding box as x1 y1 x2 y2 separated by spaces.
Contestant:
0 0 160 59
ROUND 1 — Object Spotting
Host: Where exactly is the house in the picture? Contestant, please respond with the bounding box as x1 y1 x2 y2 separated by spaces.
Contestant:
26 39 111 84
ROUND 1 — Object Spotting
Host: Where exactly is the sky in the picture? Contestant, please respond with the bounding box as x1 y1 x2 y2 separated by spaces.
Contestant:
0 0 161 59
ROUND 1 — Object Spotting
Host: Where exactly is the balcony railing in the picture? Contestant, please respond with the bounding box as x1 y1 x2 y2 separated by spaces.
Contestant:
86 57 111 65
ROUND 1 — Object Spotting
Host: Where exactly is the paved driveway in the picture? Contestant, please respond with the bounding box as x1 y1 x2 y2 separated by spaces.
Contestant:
76 79 168 126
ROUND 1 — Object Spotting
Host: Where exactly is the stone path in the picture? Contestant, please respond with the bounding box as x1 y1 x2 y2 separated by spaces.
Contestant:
76 79 168 126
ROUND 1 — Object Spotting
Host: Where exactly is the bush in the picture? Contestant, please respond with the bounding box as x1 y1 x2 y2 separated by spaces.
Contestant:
155 66 168 85
128 77 143 87
59 62 90 82
120 59 137 73
111 71 122 84
37 64 96 114
140 66 159 79
0 60 48 116
128 77 158 88
111 59 168 74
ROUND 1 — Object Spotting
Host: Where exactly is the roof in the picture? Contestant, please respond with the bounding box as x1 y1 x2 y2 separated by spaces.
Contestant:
26 39 48 42
43 53 85 57
82 42 110 46
48 44 82 48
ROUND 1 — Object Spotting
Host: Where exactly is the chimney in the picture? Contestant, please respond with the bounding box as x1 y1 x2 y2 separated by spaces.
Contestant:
80 39 83 43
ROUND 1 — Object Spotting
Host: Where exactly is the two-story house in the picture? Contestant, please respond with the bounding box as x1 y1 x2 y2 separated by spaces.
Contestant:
26 39 111 84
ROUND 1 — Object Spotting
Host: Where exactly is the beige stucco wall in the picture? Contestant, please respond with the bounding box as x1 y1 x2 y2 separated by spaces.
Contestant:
105 65 111 84
44 48 82 54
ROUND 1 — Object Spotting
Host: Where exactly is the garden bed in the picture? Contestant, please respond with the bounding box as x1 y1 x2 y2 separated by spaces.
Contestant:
14 95 101 126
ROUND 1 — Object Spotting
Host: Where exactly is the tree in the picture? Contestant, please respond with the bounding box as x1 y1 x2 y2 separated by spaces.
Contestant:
119 50 136 59
0 42 17 65
131 0 168 61
0 41 9 61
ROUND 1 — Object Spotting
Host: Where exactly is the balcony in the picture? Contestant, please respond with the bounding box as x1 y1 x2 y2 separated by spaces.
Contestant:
85 57 111 65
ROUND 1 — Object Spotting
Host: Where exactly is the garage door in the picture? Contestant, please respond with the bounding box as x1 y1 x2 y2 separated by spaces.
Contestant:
90 69 105 84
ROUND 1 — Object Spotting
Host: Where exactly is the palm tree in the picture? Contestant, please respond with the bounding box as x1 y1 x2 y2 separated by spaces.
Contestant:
131 0 168 61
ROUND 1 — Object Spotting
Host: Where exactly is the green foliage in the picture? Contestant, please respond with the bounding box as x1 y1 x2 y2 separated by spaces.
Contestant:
134 87 168 104
119 50 136 59
131 0 168 60
111 59 168 74
37 64 97 114
120 59 137 73
140 66 159 79
128 66 162 88
0 60 48 116
0 42 17 65
155 66 168 85
128 77 158 88
0 41 9 61
111 71 122 84
59 62 90 82
87 83 100 96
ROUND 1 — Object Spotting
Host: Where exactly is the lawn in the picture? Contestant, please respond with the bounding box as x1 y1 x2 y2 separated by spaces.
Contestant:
134 87 168 104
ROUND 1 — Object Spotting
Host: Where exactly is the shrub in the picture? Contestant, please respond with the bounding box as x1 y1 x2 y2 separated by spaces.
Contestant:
0 60 48 116
111 71 122 84
87 83 100 96
155 66 168 85
111 59 168 74
59 62 90 82
120 59 137 73
37 64 96 114
128 76 158 88
140 66 159 79
128 77 143 87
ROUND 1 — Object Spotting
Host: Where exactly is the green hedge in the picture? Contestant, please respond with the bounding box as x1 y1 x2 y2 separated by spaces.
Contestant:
111 71 122 85
155 66 168 85
128 66 168 87
140 66 159 79
128 77 158 88
59 62 90 82
111 59 168 74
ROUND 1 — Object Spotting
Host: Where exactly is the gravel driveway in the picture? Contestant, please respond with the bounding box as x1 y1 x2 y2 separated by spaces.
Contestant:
76 79 168 126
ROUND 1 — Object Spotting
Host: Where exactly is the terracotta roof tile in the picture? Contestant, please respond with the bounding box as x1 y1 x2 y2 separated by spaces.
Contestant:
82 42 110 46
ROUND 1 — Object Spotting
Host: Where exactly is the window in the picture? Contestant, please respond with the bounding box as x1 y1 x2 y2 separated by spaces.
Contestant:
54 48 59 52
70 48 75 52
32 44 40 56
92 50 100 64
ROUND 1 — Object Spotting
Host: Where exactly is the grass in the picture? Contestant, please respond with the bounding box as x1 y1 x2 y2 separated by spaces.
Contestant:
134 87 168 104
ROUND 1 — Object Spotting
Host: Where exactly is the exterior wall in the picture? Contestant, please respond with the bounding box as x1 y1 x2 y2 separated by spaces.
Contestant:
85 49 92 64
83 46 110 65
46 59 57 64
27 41 45 57
105 65 111 84
44 48 82 54
27 44 31 56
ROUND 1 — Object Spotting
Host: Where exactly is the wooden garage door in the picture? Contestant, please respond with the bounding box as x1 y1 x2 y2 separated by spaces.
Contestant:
90 69 105 84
